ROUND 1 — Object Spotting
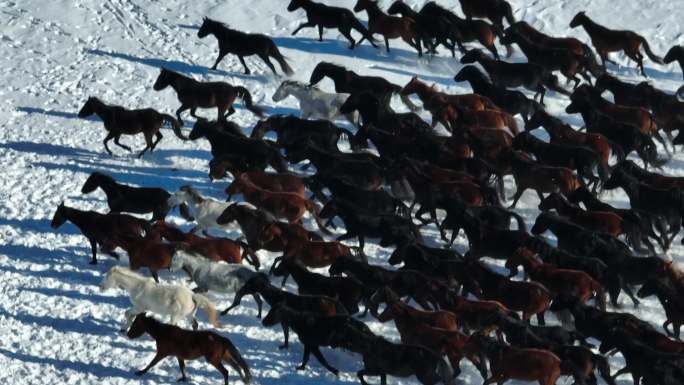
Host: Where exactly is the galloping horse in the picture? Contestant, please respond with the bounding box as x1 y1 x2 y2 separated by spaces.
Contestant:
197 17 292 75
78 96 185 157
353 0 421 55
272 80 358 125
153 68 263 125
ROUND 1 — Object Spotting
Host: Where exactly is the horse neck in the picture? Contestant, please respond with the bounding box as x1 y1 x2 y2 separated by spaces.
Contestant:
94 176 119 195
179 254 204 273
159 225 191 242
64 207 97 229
90 100 114 121
112 270 147 291
142 319 174 342
286 85 309 100
411 82 434 103
578 15 603 34
259 284 286 304
167 72 193 93
362 2 385 20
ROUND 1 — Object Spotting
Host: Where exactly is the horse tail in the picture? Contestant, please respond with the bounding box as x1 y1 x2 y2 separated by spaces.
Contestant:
219 335 253 384
638 35 664 64
238 240 261 270
160 113 187 140
268 41 294 76
501 1 515 26
436 356 455 385
304 200 333 235
192 293 222 328
234 86 264 118
590 278 607 311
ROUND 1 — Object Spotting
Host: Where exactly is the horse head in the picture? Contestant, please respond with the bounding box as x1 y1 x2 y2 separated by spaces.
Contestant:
569 11 587 28
127 313 152 338
50 202 68 229
78 96 101 118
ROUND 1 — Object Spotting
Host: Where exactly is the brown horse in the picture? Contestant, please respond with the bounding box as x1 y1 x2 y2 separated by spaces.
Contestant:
371 287 459 330
353 0 421 55
148 221 260 269
467 334 562 385
225 172 305 200
538 193 625 236
400 76 498 112
153 68 263 126
458 0 515 29
505 248 606 310
437 103 519 136
113 234 183 282
272 238 355 271
439 294 517 336
127 313 251 385
78 97 186 157
226 177 331 235
570 11 664 76
50 202 149 264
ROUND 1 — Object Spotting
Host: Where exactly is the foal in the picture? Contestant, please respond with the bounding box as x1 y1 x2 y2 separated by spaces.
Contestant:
81 172 171 221
353 0 421 55
78 96 185 157
197 17 292 75
570 11 664 76
153 68 263 125
127 314 251 385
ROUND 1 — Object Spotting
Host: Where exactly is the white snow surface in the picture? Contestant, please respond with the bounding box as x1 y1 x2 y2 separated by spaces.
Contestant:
1 0 683 384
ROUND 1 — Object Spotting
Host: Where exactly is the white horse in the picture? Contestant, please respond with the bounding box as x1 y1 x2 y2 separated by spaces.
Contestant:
168 185 243 235
171 251 264 317
272 80 358 126
100 266 221 331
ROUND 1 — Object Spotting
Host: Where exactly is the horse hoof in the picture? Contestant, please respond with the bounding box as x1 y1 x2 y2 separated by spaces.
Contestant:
177 377 188 382
89 261 97 265
278 345 288 350
135 371 145 376
296 365 306 371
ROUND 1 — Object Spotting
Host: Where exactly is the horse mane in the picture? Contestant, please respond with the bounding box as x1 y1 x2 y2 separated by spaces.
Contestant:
203 17 230 30
90 171 116 184
179 185 205 202
109 265 146 280
283 80 320 91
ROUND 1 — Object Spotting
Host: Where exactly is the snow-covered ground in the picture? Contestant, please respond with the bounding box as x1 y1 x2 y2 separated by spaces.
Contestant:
1 0 683 384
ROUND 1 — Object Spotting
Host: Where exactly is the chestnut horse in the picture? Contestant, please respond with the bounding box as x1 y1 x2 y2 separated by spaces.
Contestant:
538 193 626 237
114 234 185 282
148 221 260 269
353 0 421 55
226 176 331 235
570 11 664 76
271 237 356 272
153 68 263 125
78 97 185 157
225 172 305 200
127 314 251 385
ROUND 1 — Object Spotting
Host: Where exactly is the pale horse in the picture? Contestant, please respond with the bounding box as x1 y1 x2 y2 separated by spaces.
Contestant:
170 251 264 317
272 80 359 126
100 265 222 331
167 185 243 235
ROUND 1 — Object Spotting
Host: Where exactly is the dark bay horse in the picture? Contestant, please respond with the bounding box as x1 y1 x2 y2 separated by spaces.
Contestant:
50 202 149 264
570 11 664 76
127 314 251 385
81 172 171 221
197 17 292 75
153 68 263 125
353 0 421 55
458 0 515 29
78 96 185 157
287 0 378 49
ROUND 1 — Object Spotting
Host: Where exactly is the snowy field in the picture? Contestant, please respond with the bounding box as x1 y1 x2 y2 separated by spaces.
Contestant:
1 0 684 384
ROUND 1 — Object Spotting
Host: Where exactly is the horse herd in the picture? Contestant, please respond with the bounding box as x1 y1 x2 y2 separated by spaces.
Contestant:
45 0 684 384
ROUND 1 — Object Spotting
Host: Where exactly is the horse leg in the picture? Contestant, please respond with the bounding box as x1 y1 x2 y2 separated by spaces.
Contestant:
206 356 230 385
292 21 315 36
508 187 525 209
138 132 154 158
135 352 167 376
317 25 324 42
311 346 339 376
253 294 263 318
384 37 390 53
258 53 278 75
151 270 160 283
279 323 290 349
113 135 132 152
103 132 115 155
177 358 188 382
176 104 190 127
296 345 311 370
211 50 229 70
339 26 357 49
88 238 98 265
536 311 546 326
238 56 251 75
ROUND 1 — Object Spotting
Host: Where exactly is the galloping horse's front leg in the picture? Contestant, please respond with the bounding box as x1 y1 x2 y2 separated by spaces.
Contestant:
291 21 315 36
177 358 188 382
238 56 251 75
103 132 116 155
135 352 167 376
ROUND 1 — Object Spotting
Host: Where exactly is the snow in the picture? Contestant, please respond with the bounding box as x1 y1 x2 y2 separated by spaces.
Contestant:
1 0 683 384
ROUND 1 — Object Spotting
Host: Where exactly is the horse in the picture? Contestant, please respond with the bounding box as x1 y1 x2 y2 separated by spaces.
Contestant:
149 220 260 268
189 118 288 172
271 237 356 272
170 251 262 310
460 49 567 105
467 334 562 385
287 0 378 49
197 17 292 75
153 68 263 125
400 75 497 113
507 20 596 58
308 62 406 104
167 186 237 235
100 266 221 331
505 248 606 310
272 80 358 125
638 278 684 339
250 114 359 153
126 314 251 385
454 66 540 122
386 0 455 56
50 202 149 264
226 176 331 235
538 193 629 238
353 0 421 55
570 11 664 76
664 45 684 80
458 0 515 29
113 234 183 282
271 257 365 314
81 172 171 221
78 96 185 157
224 170 305 200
